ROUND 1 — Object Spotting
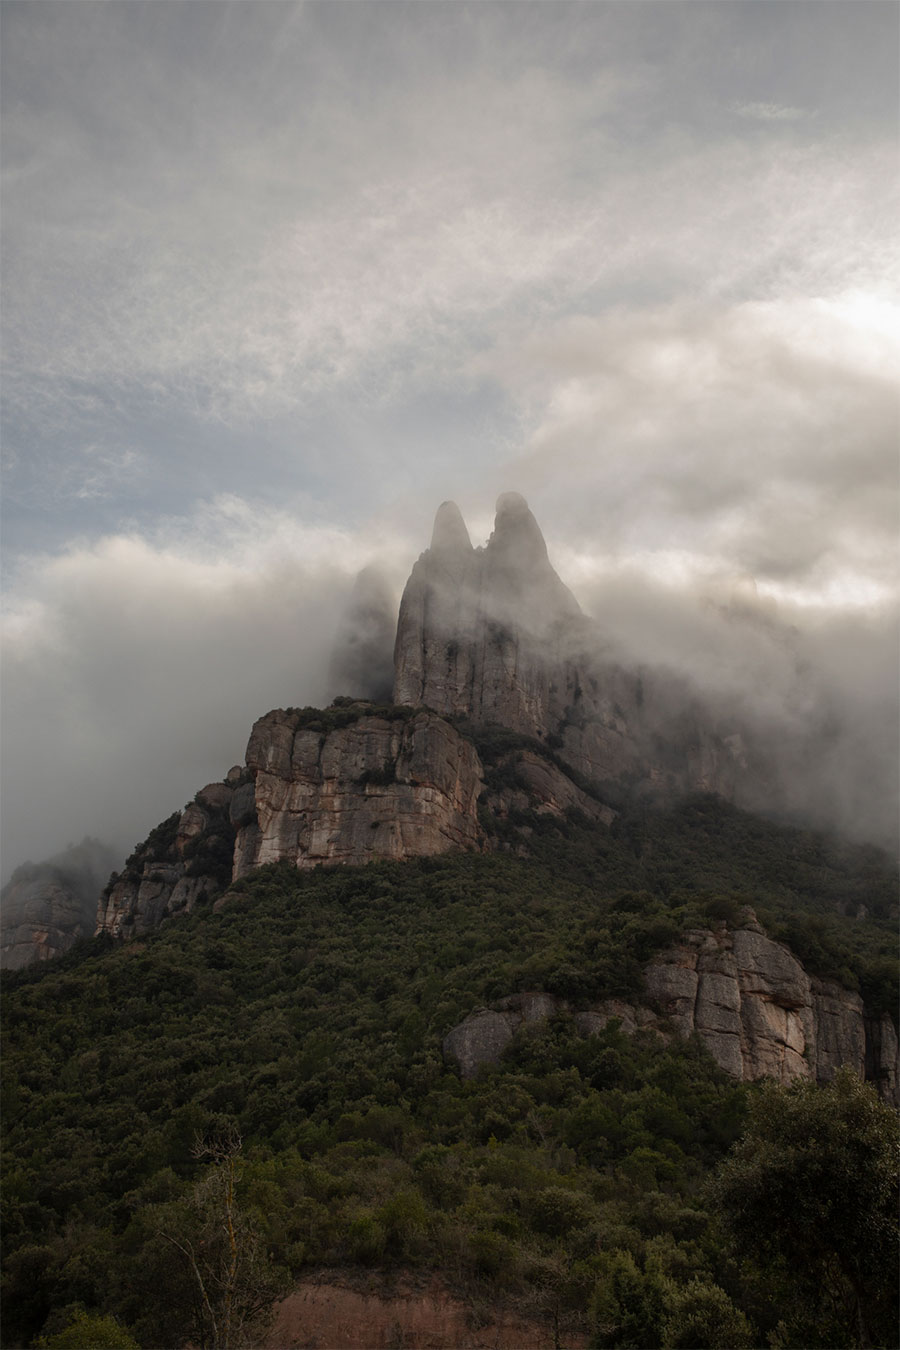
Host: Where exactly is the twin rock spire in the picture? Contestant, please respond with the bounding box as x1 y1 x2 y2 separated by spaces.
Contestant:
393 493 583 732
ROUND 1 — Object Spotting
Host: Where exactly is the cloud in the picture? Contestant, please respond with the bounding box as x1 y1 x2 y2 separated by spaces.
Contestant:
2 2 895 479
733 101 808 121
481 295 899 604
578 568 900 851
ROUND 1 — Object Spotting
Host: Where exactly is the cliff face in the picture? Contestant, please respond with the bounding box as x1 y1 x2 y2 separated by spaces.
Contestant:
641 916 876 1087
394 494 743 801
232 706 485 875
1 839 119 969
95 777 241 938
443 914 900 1105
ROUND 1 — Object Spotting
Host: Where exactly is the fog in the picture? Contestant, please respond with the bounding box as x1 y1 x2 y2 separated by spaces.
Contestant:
574 568 899 851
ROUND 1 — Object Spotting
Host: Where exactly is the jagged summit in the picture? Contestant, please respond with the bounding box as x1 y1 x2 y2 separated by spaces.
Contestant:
484 492 582 628
490 490 550 567
328 564 395 702
394 493 584 722
393 492 745 796
430 499 473 555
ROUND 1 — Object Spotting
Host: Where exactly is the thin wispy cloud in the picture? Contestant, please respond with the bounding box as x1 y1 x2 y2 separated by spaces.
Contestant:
732 101 809 121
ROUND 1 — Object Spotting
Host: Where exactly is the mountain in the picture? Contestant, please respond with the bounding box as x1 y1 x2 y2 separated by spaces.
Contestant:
0 838 119 969
93 493 754 938
2 493 897 1348
2 818 897 1349
83 494 898 1098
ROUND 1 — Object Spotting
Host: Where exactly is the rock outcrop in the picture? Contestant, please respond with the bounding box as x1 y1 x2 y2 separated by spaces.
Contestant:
641 918 869 1086
1 839 120 969
233 705 485 875
443 993 660 1079
394 495 744 802
95 775 242 938
484 749 616 828
443 913 900 1104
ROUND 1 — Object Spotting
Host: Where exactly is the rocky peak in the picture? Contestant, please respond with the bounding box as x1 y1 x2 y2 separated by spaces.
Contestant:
484 491 581 630
394 493 741 801
430 499 473 557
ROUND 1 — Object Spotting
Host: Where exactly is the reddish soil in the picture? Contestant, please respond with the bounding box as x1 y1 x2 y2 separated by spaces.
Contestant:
262 1272 589 1350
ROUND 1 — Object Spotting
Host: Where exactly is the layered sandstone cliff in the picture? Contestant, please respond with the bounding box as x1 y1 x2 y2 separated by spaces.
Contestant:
443 913 900 1104
394 494 744 801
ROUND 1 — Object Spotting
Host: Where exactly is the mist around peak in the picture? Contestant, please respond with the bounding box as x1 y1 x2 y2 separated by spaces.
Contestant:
1 488 896 887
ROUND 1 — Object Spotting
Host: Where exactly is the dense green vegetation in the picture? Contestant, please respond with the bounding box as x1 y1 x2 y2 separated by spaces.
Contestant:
2 800 897 1347
713 1070 899 1349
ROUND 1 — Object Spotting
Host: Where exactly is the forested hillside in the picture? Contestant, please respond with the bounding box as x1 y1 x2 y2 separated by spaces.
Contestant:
2 799 897 1348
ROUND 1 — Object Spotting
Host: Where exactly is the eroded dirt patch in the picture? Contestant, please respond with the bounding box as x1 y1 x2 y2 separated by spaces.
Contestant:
263 1272 588 1349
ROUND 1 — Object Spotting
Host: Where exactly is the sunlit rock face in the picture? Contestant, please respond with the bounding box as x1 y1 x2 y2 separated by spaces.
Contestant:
232 705 485 876
1 839 119 968
394 494 743 801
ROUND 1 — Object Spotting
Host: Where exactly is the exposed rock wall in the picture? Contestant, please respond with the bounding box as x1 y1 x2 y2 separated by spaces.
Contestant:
443 993 660 1079
233 706 485 875
443 916 900 1104
394 494 743 801
95 775 241 938
641 920 867 1085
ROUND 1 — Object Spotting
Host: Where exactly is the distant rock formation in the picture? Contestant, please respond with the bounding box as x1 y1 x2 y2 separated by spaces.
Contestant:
1 838 119 969
394 494 744 801
443 911 900 1105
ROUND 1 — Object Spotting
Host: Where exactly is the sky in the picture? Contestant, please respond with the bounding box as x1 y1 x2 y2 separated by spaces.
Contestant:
2 0 898 880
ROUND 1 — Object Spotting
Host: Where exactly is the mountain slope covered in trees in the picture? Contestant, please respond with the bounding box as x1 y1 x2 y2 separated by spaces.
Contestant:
2 798 898 1348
